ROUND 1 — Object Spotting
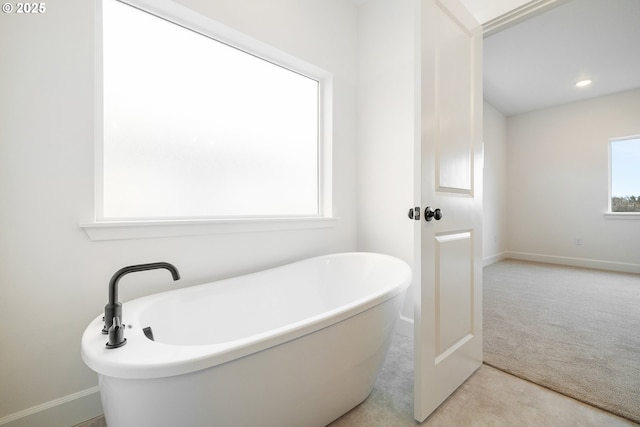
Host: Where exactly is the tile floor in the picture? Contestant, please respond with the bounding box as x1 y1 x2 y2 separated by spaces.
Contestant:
75 332 638 427
329 332 638 427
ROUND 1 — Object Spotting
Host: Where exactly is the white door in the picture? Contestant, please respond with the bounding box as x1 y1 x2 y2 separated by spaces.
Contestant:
414 0 483 421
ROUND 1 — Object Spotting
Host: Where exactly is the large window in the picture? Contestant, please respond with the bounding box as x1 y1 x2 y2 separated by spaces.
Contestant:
99 0 328 221
610 136 640 212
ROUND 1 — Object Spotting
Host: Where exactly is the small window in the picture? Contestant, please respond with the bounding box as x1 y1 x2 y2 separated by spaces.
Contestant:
610 136 640 212
99 0 328 221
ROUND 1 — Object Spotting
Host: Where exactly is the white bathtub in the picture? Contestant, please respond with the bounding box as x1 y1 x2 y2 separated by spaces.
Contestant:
81 252 411 427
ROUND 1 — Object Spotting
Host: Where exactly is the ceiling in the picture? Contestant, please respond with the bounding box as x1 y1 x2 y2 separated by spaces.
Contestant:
483 0 640 116
351 0 640 117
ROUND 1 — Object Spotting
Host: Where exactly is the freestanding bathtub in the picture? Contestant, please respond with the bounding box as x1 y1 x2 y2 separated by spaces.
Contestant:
81 252 411 427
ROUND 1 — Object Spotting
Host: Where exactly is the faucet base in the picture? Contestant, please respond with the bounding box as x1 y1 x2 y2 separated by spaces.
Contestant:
106 338 127 349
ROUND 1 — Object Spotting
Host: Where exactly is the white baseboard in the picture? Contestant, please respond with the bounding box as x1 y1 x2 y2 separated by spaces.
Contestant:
483 252 507 267
0 387 102 427
505 251 640 274
395 314 414 338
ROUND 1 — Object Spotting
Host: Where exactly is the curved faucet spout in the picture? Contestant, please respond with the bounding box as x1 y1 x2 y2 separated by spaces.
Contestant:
108 262 180 306
103 262 181 338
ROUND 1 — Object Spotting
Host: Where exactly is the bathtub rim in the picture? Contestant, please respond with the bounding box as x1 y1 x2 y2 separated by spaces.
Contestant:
81 252 411 380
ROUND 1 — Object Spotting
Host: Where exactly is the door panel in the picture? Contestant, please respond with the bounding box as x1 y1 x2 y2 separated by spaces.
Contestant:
435 231 473 359
414 0 482 422
437 7 473 193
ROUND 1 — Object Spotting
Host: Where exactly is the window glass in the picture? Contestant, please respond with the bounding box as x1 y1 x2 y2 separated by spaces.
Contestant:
101 0 320 220
610 137 640 212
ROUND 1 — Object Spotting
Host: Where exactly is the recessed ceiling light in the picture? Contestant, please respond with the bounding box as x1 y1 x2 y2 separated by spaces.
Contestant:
576 79 592 87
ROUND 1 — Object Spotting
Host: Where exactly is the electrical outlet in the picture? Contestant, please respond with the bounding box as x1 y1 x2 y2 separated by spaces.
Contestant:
574 238 583 246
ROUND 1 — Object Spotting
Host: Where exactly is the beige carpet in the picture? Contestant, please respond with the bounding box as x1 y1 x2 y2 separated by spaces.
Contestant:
483 259 640 423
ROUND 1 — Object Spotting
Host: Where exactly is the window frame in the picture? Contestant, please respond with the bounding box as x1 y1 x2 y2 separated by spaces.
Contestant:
82 0 335 240
605 135 640 220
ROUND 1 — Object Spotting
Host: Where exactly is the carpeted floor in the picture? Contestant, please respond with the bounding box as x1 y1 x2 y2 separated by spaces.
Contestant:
483 259 640 423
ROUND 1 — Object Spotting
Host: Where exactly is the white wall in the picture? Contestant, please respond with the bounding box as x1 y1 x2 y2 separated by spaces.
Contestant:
482 101 509 264
356 0 418 322
506 88 640 272
0 0 359 425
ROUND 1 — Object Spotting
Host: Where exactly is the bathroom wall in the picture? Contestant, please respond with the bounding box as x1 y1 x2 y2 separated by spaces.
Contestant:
355 0 515 323
0 0 359 425
506 88 640 272
482 101 509 264
356 0 418 323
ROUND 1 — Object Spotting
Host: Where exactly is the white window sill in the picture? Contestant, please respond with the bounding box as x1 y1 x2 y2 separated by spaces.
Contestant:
603 212 640 220
80 217 338 241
